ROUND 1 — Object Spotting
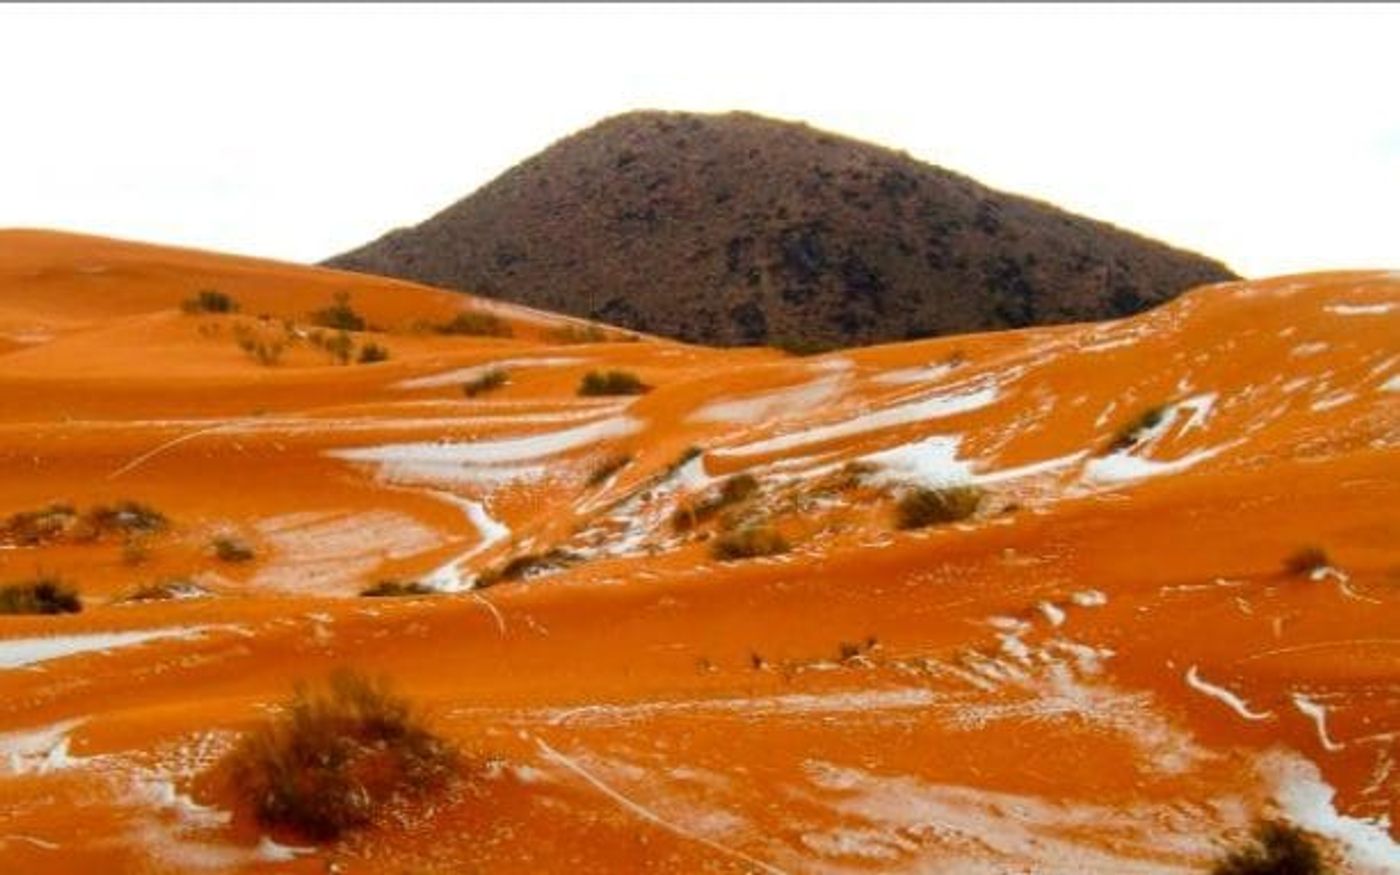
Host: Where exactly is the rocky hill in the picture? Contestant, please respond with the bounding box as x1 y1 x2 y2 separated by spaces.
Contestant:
327 110 1237 346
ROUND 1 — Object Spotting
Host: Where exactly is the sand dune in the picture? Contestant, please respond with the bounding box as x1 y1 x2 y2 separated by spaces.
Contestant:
0 231 1396 873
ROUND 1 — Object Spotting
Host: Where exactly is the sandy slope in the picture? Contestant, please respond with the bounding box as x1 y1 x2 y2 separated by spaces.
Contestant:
0 231 1396 873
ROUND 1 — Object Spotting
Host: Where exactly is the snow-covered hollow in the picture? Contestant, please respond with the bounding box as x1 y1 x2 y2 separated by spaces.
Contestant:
0 627 213 669
331 416 643 468
717 384 999 458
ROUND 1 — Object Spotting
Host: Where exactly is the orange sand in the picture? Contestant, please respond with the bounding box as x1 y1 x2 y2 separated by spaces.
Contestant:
0 230 1396 873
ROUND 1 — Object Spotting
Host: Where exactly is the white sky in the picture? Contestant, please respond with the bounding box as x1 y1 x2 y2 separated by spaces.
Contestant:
1 3 1396 277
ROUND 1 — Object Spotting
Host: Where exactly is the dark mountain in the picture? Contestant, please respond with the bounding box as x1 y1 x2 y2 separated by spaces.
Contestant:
326 111 1237 347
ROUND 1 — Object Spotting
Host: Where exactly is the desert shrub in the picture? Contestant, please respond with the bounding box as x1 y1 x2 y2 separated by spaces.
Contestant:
0 577 81 614
476 548 578 588
711 524 790 560
212 535 255 563
360 580 435 598
463 368 508 398
312 329 355 365
578 370 648 396
895 485 983 529
586 453 633 487
309 292 367 332
1212 821 1328 875
181 289 239 314
232 323 285 366
1106 404 1169 453
548 324 609 345
225 669 457 841
356 342 390 364
1284 546 1331 577
123 578 207 602
1 503 78 546
77 501 168 540
673 473 760 532
436 311 512 338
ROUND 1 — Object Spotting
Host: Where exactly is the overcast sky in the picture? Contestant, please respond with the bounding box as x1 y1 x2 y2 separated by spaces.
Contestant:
1 3 1395 277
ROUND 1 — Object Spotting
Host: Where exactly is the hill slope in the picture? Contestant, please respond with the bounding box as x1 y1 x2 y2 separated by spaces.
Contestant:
0 232 1396 873
327 110 1237 346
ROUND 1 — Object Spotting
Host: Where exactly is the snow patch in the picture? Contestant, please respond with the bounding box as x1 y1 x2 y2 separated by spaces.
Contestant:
1327 302 1395 316
1264 751 1400 872
689 375 843 424
0 627 213 669
394 357 581 389
0 718 86 774
1185 666 1272 721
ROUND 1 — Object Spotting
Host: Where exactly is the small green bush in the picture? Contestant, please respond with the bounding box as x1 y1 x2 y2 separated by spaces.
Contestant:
711 524 790 560
356 342 390 364
586 453 633 487
673 473 760 532
463 368 509 398
309 292 367 332
548 324 609 345
895 485 983 530
360 580 435 598
0 577 81 614
1212 821 1328 875
212 535 255 563
578 370 648 397
436 311 512 337
226 669 457 841
181 289 238 314
1106 404 1168 453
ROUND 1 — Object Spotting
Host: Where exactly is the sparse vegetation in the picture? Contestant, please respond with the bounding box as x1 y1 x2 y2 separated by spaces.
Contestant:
181 289 239 314
1211 821 1328 875
895 485 983 529
314 329 355 365
1106 404 1169 453
0 577 81 615
548 324 609 345
435 311 512 338
75 501 168 541
1284 546 1331 577
1 503 78 546
225 669 458 841
711 523 789 560
586 453 633 487
463 368 509 398
356 342 390 364
578 369 648 396
360 580 436 598
211 535 255 563
232 323 286 366
309 292 367 332
2 501 167 546
673 473 760 532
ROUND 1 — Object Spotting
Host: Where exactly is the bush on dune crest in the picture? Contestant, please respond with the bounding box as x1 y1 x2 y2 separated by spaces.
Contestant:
226 669 458 841
895 485 982 529
1212 821 1329 875
578 369 648 396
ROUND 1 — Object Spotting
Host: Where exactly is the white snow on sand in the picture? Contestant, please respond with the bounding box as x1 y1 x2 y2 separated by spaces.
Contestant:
872 360 960 386
0 718 85 774
1184 665 1272 721
1084 445 1229 483
690 375 844 424
251 509 443 594
860 436 973 487
1380 375 1400 394
718 384 998 458
1291 694 1345 753
1264 751 1400 872
420 492 512 591
1291 341 1330 358
331 416 642 483
0 628 213 670
1327 302 1396 316
395 357 582 389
